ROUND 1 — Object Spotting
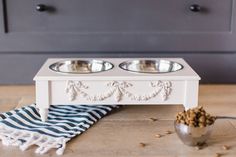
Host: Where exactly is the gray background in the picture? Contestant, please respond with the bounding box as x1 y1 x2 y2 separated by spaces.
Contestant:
0 0 236 84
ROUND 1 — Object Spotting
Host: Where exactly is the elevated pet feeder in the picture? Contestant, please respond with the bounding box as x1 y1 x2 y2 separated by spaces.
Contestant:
34 58 200 121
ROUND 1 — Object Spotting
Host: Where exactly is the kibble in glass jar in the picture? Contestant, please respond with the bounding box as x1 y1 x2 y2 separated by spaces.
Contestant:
175 106 216 127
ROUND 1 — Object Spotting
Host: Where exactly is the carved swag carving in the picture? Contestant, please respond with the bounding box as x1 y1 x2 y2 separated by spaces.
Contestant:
65 80 172 102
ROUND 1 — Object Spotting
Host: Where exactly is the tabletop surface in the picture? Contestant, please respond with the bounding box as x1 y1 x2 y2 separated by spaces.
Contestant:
0 84 236 157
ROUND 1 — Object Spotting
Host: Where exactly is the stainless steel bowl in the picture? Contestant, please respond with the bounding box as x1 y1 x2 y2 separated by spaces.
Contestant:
119 59 183 73
49 60 114 74
174 121 214 146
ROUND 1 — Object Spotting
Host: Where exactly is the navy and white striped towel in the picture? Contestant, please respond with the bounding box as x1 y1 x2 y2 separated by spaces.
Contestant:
0 104 118 155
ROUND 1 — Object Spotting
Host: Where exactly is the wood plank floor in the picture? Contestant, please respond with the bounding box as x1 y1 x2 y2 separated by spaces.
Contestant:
0 85 236 157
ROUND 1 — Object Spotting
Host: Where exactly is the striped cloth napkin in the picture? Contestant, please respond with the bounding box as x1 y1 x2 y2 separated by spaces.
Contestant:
0 104 118 155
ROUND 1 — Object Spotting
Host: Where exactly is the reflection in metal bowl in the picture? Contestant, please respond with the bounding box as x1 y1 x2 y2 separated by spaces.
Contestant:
49 60 114 74
119 59 183 74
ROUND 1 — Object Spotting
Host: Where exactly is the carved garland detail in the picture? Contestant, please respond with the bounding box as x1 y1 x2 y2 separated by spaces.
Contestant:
65 80 172 102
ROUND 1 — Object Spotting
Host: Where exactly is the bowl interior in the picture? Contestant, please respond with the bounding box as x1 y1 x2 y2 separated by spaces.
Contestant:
49 59 114 74
119 59 183 73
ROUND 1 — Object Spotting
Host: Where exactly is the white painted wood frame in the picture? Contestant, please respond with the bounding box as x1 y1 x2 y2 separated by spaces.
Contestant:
34 58 200 121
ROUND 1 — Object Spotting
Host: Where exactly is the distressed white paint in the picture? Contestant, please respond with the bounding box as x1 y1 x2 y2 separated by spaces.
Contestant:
34 58 200 121
50 80 185 105
183 80 199 110
65 80 172 102
35 81 50 121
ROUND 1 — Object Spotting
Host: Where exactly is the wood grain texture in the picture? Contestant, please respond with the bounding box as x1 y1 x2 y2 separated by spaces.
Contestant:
0 85 236 157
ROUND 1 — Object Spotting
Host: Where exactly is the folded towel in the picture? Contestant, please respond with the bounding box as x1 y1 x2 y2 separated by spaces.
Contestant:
0 104 118 155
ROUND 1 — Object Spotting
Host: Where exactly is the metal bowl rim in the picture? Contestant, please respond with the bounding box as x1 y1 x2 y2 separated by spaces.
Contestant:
174 120 215 129
119 59 184 74
49 59 115 74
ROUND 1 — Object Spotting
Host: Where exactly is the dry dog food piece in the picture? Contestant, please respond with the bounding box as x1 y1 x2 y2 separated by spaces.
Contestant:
222 145 230 150
175 106 216 127
139 142 146 147
155 134 162 138
149 118 158 121
165 130 172 134
215 153 222 157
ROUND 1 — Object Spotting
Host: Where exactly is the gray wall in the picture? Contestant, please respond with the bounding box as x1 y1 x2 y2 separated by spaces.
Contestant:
0 52 235 84
1 0 236 52
1 0 236 84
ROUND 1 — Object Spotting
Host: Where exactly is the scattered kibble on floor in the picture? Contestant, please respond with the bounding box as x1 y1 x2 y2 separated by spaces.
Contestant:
155 134 162 138
215 153 222 157
222 145 230 150
165 130 172 134
149 118 158 122
139 142 146 147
